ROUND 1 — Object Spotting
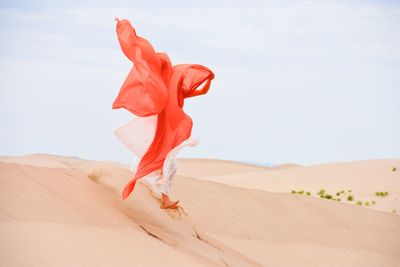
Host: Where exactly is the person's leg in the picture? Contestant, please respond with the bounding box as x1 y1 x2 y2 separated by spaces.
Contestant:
160 193 179 209
159 160 179 209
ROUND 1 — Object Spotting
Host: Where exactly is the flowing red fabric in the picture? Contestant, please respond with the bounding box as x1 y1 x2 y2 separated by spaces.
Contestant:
112 18 215 200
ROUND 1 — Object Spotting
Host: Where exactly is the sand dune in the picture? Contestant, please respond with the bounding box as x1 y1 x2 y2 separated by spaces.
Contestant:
177 159 400 214
175 158 269 178
1 154 399 266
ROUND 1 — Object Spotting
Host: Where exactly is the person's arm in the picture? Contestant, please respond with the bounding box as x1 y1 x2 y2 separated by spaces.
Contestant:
185 71 215 98
183 64 215 98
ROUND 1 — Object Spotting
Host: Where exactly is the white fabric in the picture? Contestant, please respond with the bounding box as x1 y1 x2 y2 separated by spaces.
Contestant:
114 115 198 197
113 115 157 158
139 137 199 197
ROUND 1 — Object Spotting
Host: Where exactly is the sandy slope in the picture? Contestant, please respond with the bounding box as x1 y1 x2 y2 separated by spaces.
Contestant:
0 154 399 266
177 159 400 214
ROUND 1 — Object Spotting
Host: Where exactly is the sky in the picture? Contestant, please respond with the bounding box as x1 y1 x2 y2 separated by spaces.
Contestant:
0 0 399 166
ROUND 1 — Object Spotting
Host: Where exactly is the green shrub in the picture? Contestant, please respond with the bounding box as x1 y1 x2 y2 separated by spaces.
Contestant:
392 167 397 172
371 200 376 205
347 195 354 201
306 191 311 196
291 190 308 195
324 194 333 199
375 191 389 197
364 201 370 206
335 190 345 196
356 201 362 206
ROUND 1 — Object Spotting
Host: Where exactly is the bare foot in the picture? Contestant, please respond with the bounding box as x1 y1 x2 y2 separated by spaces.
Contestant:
160 193 179 209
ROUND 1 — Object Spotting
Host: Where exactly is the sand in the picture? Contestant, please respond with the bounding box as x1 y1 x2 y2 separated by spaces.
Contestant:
0 154 399 266
177 158 400 214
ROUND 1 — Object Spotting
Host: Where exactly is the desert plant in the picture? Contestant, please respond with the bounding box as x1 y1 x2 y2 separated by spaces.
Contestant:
306 191 311 196
375 191 389 197
317 189 326 196
291 190 308 195
335 190 345 196
347 195 354 201
364 201 370 206
324 194 333 199
392 209 397 214
371 200 376 205
356 201 362 206
392 167 397 172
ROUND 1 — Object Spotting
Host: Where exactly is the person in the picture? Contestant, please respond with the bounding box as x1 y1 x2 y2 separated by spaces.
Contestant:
112 18 214 209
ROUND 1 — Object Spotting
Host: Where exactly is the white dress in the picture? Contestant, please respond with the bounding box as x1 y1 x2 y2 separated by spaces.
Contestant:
114 114 198 198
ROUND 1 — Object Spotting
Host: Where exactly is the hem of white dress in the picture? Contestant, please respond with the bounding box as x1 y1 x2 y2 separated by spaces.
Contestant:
137 137 199 197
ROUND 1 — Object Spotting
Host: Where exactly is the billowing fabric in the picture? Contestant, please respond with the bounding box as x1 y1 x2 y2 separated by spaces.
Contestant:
114 115 157 158
112 18 215 200
139 137 199 198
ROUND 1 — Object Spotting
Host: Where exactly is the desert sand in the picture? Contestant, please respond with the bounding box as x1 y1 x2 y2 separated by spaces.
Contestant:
177 158 400 214
1 154 399 266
